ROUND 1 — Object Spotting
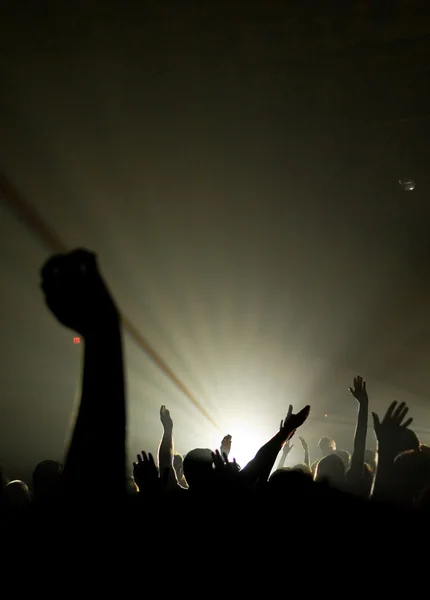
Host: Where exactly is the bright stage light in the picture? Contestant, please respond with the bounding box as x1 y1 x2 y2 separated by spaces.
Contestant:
226 425 265 468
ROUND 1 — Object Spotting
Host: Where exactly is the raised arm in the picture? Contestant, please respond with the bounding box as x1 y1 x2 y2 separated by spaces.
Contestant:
40 249 125 501
276 440 294 470
371 401 413 502
158 405 176 486
347 375 369 491
299 436 310 467
240 405 310 486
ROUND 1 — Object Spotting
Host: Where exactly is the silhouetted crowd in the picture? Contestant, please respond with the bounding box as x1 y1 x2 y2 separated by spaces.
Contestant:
1 249 427 570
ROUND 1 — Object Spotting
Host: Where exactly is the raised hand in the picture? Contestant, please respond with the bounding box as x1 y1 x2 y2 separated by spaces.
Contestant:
282 439 294 455
299 436 309 451
40 249 118 336
372 401 413 449
160 405 173 432
220 434 232 457
133 452 161 493
349 375 368 404
211 450 239 477
280 405 311 441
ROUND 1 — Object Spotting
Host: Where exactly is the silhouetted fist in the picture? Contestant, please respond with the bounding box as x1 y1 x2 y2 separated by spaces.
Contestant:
40 249 119 336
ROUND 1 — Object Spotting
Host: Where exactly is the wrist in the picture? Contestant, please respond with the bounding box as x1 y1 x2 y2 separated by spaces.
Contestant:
83 318 121 342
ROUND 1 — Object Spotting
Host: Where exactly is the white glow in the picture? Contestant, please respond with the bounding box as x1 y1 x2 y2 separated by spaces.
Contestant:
225 425 265 468
399 178 415 191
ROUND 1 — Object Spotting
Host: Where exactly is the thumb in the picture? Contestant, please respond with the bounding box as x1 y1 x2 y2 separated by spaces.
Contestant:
371 412 380 431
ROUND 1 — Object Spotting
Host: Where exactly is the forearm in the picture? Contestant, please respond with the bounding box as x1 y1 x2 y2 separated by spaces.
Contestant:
371 449 395 501
158 428 174 475
241 431 285 484
349 401 368 481
64 321 126 495
303 448 310 467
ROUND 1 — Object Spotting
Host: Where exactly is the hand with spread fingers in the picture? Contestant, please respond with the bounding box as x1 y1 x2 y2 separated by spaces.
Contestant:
133 452 165 494
349 375 368 405
372 401 413 450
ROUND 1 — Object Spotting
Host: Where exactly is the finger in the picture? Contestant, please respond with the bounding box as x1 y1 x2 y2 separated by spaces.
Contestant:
297 405 311 424
137 454 143 463
384 401 397 422
402 417 413 429
397 405 409 425
348 387 356 398
393 401 406 421
287 405 293 419
142 452 149 462
148 453 155 465
133 462 137 469
372 412 380 430
211 451 221 467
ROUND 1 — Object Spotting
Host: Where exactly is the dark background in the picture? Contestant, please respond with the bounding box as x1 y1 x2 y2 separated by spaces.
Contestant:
1 1 430 477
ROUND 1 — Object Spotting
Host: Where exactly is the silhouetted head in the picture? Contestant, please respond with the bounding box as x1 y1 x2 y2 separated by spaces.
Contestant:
393 448 430 507
318 437 336 456
314 454 345 489
398 428 419 454
32 460 63 502
183 449 214 490
334 449 350 470
268 467 313 499
292 463 312 476
4 480 31 509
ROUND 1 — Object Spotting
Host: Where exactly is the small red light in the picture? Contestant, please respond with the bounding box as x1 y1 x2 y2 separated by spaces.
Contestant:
73 337 81 344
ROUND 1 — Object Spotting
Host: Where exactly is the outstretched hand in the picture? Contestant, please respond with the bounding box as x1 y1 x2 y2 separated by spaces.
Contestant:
372 401 413 450
349 375 368 404
211 450 240 477
160 405 173 431
280 405 311 441
133 451 166 494
299 436 309 451
40 249 118 336
220 434 232 457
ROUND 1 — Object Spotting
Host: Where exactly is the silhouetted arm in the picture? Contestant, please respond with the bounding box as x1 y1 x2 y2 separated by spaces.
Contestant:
65 323 125 495
347 376 368 490
371 401 413 501
299 437 310 467
241 405 310 486
157 405 176 487
276 440 293 469
40 249 125 501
